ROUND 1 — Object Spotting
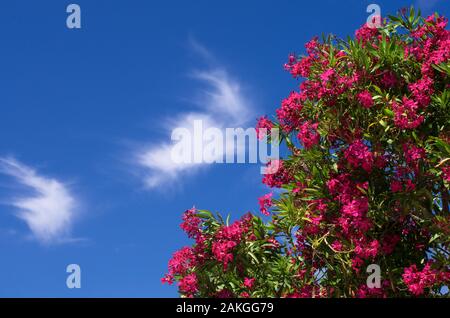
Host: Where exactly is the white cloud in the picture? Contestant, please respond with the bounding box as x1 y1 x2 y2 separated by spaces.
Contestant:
136 42 254 189
191 69 251 125
0 157 77 244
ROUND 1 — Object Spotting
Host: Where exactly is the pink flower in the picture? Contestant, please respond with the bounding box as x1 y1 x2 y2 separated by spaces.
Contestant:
355 22 379 44
161 274 174 285
366 240 380 259
354 239 379 260
331 240 343 251
292 182 305 194
166 247 197 277
352 217 373 232
390 180 403 193
211 217 252 270
344 139 374 172
402 262 439 296
215 289 234 298
305 37 320 55
380 71 397 88
326 178 341 195
178 273 198 296
403 143 426 169
396 179 415 192
297 121 320 149
276 91 304 132
262 160 293 188
258 193 273 216
391 97 424 129
217 222 244 241
243 277 256 289
405 179 416 192
357 90 374 108
180 207 201 239
409 76 434 107
285 286 315 298
284 37 320 79
320 68 335 82
285 53 296 66
255 116 274 140
352 257 364 273
442 166 450 182
286 56 314 78
342 197 368 218
381 234 400 255
356 280 389 298
212 240 237 270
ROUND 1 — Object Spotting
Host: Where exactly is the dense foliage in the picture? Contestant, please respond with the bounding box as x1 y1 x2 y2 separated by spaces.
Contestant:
163 8 450 298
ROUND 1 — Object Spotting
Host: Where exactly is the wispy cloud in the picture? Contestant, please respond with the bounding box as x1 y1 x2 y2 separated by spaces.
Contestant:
136 41 254 189
190 69 252 125
0 157 77 244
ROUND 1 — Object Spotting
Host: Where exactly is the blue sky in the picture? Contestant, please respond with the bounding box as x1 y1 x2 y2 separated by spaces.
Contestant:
0 0 448 297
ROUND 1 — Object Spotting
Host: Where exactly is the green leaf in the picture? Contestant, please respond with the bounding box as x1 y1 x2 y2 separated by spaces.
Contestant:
248 252 260 264
383 108 394 117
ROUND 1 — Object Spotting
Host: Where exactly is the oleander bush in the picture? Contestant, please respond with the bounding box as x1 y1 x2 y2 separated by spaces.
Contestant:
163 8 450 298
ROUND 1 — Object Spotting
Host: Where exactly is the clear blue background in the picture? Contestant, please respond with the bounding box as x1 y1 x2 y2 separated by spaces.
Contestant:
0 0 448 297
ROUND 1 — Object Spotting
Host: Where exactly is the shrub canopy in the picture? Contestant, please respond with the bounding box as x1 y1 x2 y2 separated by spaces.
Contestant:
163 8 450 298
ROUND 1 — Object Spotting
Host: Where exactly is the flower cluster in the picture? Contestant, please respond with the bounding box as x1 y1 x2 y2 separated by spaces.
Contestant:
180 207 201 239
255 116 273 140
276 91 304 132
161 246 198 296
392 97 424 129
297 121 320 149
344 140 374 173
357 90 374 109
163 208 282 297
402 262 449 296
258 193 273 216
262 159 293 188
443 166 450 182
